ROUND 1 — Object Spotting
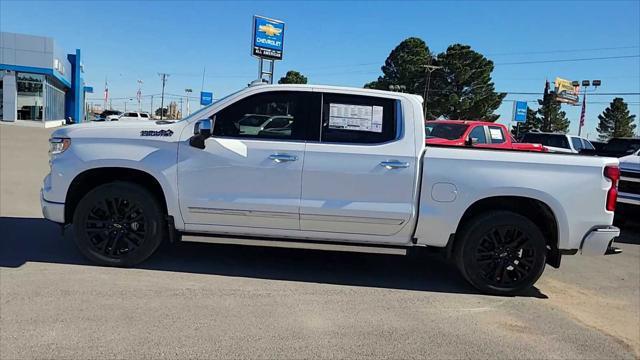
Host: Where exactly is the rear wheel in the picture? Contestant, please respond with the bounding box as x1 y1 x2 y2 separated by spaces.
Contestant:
72 182 166 267
454 211 547 296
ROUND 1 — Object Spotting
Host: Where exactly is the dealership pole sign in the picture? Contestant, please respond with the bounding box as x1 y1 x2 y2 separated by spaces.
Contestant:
252 15 285 60
513 101 528 122
200 91 213 106
252 15 284 84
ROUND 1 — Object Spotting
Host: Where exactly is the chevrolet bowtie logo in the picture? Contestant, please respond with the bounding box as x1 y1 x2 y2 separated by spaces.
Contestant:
258 23 282 37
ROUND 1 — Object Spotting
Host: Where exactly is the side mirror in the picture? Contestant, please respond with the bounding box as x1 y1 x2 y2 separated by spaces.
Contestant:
190 118 213 149
465 136 479 146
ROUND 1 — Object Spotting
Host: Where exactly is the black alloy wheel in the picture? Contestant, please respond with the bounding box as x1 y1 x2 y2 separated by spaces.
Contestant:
73 182 166 267
455 211 547 296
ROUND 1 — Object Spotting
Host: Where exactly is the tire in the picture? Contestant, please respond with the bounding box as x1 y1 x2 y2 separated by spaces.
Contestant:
454 211 547 296
72 182 166 267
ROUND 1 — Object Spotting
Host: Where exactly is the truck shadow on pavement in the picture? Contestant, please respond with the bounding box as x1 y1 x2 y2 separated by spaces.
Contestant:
1 216 549 297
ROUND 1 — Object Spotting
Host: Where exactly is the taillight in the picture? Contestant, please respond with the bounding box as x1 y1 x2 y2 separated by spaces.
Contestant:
604 165 620 211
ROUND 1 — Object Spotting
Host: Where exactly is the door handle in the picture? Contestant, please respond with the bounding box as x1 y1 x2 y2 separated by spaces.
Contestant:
380 160 409 169
269 153 298 163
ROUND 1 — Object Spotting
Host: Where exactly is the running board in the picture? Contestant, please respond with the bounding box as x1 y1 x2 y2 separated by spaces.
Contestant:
180 234 408 255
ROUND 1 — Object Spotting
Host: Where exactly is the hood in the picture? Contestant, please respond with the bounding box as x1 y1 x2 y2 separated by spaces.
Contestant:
619 152 640 172
50 120 185 141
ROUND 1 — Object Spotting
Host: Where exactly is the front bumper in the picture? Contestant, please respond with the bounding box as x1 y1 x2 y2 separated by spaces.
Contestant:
580 226 620 256
41 190 65 223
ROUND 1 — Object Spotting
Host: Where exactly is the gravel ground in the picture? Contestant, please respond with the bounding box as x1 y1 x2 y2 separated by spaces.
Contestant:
1 124 638 359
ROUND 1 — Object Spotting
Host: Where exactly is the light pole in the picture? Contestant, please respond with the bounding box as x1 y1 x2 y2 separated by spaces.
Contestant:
388 85 406 93
136 80 143 112
572 79 601 136
422 64 442 119
185 88 193 116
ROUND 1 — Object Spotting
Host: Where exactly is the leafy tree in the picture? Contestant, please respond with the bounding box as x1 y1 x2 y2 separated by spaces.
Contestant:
278 70 308 84
155 107 168 117
428 44 506 121
363 37 432 94
596 97 637 141
537 80 570 133
511 108 540 137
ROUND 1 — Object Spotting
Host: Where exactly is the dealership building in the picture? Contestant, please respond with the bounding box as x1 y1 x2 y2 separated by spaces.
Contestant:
0 31 91 127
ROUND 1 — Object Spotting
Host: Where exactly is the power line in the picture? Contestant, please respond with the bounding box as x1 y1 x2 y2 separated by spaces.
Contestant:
495 55 639 65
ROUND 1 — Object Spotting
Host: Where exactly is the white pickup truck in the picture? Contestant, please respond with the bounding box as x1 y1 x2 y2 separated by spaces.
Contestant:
42 84 621 295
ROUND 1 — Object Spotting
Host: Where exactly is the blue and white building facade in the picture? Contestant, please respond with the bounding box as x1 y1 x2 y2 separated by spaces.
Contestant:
0 32 90 127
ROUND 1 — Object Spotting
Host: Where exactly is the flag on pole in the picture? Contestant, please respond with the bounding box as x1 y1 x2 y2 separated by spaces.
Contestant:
104 78 109 105
579 93 586 128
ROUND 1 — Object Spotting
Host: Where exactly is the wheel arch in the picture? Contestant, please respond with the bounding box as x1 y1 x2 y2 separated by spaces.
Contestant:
64 167 168 225
450 195 562 268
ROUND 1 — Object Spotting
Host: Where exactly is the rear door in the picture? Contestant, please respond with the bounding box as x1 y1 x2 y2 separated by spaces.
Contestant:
300 91 418 242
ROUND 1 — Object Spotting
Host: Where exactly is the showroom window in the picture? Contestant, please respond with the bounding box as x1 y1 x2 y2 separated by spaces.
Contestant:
44 80 65 121
17 73 44 121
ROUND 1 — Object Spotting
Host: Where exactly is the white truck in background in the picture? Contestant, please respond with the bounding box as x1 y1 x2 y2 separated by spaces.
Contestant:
41 84 621 295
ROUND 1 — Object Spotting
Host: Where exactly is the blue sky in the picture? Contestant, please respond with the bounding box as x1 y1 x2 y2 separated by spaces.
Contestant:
2 0 639 137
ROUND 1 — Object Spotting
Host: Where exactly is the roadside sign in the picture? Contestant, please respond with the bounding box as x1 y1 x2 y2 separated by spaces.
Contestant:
252 15 285 60
200 91 213 106
513 101 528 122
554 77 580 105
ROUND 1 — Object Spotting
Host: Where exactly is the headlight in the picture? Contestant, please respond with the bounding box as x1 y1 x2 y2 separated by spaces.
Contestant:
49 138 71 155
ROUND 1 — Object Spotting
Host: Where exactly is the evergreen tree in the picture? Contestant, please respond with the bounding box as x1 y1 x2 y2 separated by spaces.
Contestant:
537 80 570 133
363 37 432 94
596 98 637 141
278 70 308 84
428 44 506 121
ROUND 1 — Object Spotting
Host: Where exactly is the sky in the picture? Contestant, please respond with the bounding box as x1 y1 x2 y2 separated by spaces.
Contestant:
1 0 639 138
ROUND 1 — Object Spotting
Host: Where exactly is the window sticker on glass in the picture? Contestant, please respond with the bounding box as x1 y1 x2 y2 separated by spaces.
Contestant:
328 103 383 133
489 128 503 140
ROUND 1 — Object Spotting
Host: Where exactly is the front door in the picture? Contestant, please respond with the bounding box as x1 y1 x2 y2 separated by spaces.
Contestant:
178 90 311 231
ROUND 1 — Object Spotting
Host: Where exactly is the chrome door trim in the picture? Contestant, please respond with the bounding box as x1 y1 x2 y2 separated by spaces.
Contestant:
188 207 299 219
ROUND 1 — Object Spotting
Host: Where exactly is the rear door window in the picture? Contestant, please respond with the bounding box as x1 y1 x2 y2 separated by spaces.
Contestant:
469 126 488 144
571 137 584 151
319 93 396 144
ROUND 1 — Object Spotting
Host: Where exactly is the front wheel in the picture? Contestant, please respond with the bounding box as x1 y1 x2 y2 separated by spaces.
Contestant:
454 211 547 296
72 182 166 267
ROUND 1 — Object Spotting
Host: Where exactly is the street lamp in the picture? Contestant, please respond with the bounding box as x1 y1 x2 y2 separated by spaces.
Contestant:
185 88 193 116
388 85 406 93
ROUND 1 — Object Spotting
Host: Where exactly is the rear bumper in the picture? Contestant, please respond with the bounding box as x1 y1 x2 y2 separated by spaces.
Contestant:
580 226 620 256
41 190 65 223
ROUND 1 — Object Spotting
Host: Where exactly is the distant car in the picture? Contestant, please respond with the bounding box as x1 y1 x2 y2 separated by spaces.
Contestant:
520 132 595 154
118 112 152 122
98 110 123 121
238 114 293 135
595 138 640 158
425 120 546 152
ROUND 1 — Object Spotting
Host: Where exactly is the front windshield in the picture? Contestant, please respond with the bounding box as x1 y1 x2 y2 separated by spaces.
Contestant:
425 123 469 140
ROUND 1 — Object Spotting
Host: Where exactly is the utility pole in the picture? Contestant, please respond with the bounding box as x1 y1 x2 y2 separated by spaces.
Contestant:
422 64 442 119
158 73 170 120
150 95 154 119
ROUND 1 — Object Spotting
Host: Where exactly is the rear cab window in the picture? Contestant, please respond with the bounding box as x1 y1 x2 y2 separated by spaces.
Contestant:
425 123 468 140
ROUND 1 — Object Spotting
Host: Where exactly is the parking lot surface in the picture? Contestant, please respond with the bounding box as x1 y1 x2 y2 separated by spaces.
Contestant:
1 124 639 359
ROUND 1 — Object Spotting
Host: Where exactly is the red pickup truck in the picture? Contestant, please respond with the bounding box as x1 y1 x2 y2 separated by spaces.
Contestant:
425 120 546 152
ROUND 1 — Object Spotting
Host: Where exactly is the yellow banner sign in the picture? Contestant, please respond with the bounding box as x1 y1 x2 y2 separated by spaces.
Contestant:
554 77 580 105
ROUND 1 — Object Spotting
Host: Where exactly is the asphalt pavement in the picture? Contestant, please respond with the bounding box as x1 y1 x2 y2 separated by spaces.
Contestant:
1 123 638 359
